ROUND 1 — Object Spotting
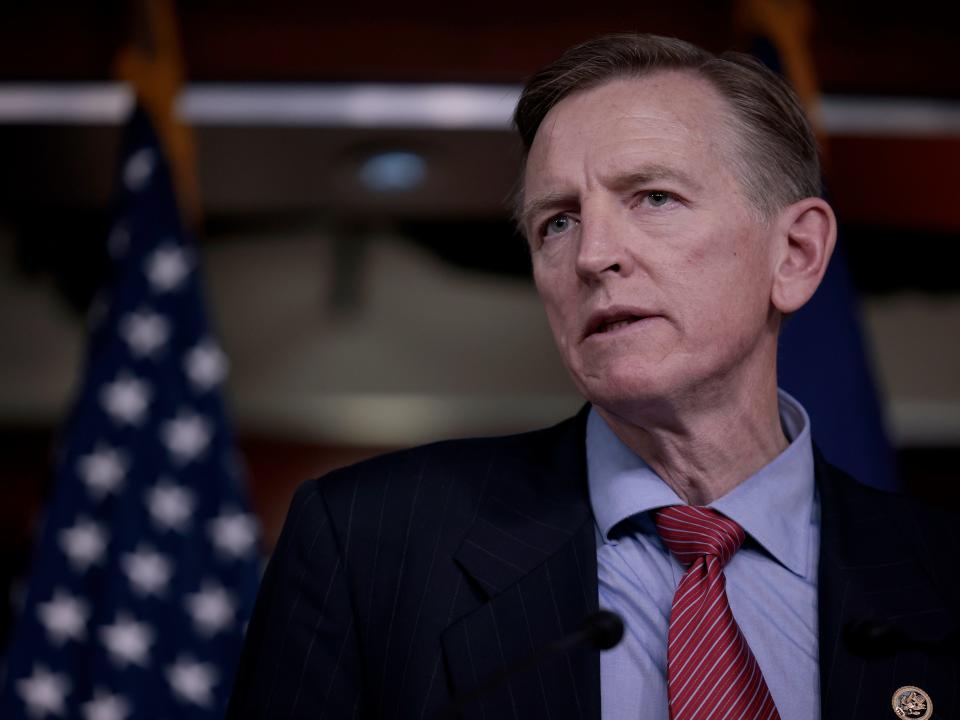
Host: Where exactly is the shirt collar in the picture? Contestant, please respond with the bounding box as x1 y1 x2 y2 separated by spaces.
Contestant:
586 389 815 578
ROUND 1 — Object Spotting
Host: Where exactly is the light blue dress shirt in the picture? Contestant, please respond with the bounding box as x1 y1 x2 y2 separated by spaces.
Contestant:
587 390 819 720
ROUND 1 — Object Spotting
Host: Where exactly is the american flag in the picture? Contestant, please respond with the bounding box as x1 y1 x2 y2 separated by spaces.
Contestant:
0 106 261 719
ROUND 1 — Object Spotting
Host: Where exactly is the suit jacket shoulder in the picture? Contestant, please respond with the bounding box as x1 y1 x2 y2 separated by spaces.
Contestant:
817 454 960 720
228 411 601 719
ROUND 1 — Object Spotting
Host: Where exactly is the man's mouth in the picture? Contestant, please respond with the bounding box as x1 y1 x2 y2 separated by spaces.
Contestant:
584 309 654 339
597 316 642 333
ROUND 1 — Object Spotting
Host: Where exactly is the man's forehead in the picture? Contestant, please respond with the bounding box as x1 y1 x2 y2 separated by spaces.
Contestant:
535 77 733 170
519 72 742 211
530 71 728 143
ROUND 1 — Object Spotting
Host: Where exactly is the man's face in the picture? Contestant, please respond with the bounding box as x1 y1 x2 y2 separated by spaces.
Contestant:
523 72 781 419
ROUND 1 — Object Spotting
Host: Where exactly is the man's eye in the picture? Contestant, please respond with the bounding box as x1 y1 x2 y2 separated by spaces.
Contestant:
646 190 672 207
543 214 574 237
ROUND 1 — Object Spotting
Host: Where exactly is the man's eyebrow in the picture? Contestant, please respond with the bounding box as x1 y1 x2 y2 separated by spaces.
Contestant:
520 164 704 228
520 192 579 230
607 164 704 193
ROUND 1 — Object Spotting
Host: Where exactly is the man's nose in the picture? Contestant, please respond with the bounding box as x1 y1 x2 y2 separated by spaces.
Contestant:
574 210 630 283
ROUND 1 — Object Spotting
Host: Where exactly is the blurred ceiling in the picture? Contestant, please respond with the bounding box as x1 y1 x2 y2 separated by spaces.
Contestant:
1 0 958 232
1 2 958 95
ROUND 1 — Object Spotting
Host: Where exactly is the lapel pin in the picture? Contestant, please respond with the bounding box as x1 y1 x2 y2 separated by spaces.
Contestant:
892 685 932 719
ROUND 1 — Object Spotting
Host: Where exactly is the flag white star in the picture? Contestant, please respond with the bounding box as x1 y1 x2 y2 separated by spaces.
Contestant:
58 518 108 572
82 689 130 720
145 479 195 532
99 613 154 668
161 411 211 464
16 665 70 719
99 374 151 426
145 243 192 293
123 148 155 192
121 545 174 597
166 656 218 708
183 340 228 392
208 510 258 560
185 581 236 637
37 589 89 645
120 310 170 358
76 446 127 500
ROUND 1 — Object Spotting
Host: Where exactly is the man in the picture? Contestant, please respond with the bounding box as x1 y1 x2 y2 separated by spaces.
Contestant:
228 35 959 720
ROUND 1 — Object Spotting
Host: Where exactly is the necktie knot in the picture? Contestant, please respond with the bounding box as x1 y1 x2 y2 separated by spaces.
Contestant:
654 505 745 568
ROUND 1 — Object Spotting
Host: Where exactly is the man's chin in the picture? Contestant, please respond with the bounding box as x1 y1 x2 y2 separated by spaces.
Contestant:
575 370 676 418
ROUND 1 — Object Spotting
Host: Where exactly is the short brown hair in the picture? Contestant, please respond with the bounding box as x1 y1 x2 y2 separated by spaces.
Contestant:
513 33 821 221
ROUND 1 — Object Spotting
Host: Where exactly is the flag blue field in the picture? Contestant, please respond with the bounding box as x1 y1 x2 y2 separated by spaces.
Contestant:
0 106 261 718
777 243 898 490
744 10 899 491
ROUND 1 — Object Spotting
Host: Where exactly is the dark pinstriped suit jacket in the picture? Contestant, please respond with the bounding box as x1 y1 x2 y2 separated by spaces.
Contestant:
227 410 960 719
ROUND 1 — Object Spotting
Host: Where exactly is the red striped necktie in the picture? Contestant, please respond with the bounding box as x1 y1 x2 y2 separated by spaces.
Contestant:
654 506 781 720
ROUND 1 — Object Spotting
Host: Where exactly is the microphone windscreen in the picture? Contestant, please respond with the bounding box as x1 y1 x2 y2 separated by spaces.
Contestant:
582 610 624 650
843 618 900 656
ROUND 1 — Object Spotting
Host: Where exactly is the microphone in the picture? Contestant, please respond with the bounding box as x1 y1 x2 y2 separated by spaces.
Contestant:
843 618 959 657
580 609 625 650
441 610 624 716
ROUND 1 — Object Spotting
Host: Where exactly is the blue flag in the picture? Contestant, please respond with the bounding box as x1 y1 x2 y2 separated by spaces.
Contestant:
0 106 261 718
745 21 899 491
777 243 898 490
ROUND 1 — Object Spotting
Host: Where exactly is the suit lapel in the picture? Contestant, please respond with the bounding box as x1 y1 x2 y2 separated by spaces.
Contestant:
442 409 601 720
817 452 958 720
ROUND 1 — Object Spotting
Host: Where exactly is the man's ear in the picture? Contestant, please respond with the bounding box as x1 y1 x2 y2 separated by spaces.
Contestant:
770 197 837 314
